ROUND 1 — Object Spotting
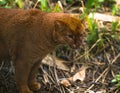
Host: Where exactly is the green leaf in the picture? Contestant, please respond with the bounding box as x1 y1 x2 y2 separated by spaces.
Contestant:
86 0 96 9
116 83 120 87
67 0 73 3
112 79 117 83
112 21 118 32
3 5 12 8
53 3 62 12
40 0 48 11
0 0 7 5
15 0 23 8
98 0 104 3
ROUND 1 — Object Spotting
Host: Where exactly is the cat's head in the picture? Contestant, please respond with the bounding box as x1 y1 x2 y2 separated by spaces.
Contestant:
53 15 86 49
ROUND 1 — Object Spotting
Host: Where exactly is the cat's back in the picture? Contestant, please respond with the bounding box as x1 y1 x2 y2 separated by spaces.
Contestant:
0 8 46 50
0 8 21 24
0 8 45 29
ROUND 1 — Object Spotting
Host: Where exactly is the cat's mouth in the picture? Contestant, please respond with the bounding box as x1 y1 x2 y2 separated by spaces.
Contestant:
67 36 85 49
65 38 80 49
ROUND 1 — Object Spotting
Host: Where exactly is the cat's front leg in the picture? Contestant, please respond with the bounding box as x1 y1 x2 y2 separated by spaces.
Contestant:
19 85 33 93
15 59 33 93
28 60 41 91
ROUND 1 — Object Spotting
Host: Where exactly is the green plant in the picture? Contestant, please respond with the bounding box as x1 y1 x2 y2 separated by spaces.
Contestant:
86 0 104 12
112 5 120 15
15 0 23 8
112 74 120 89
112 21 119 32
86 16 99 44
0 0 23 8
39 0 62 12
66 0 73 3
111 21 119 39
39 0 50 12
0 0 6 5
53 2 62 12
84 0 103 45
0 0 13 8
86 14 105 48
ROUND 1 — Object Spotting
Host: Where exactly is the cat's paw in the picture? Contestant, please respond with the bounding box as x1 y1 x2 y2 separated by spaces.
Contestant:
29 82 41 91
19 85 33 93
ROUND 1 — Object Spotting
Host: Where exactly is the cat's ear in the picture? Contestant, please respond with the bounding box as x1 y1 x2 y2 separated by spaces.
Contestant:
54 20 65 32
70 13 86 27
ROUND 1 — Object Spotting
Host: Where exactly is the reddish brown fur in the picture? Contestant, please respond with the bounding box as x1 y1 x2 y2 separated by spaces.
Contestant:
0 8 85 93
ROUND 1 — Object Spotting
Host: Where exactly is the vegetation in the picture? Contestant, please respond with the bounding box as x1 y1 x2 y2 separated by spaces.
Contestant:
112 74 120 89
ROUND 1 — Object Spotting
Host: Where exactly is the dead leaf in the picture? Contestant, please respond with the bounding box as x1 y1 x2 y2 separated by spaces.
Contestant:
69 91 74 93
115 0 120 5
60 65 87 87
85 90 95 93
72 65 86 82
42 54 70 71
89 13 120 23
60 79 71 87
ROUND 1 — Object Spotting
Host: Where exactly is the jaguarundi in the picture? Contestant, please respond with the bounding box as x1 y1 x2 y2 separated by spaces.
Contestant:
0 8 86 93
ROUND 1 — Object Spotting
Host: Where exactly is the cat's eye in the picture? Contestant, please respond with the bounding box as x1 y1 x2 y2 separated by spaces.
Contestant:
67 34 75 39
68 35 73 38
